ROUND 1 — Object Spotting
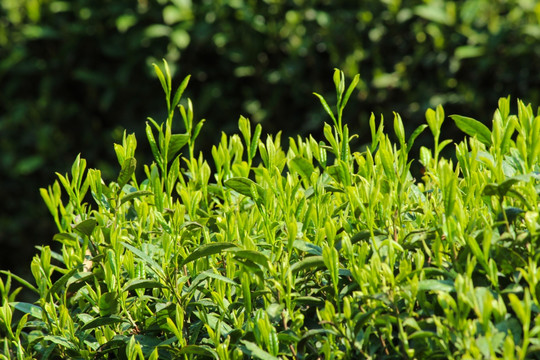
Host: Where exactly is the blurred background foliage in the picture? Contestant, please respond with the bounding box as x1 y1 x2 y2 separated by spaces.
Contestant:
1 0 539 279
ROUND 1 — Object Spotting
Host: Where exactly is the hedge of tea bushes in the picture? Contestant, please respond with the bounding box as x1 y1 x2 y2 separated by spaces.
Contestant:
1 0 540 279
0 65 539 359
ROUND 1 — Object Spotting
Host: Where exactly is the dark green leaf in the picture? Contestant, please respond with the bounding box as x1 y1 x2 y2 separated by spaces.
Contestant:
123 279 164 292
119 190 153 205
231 249 269 269
46 267 79 300
80 315 127 331
178 345 218 358
180 242 237 267
99 292 119 316
290 256 325 275
73 218 97 237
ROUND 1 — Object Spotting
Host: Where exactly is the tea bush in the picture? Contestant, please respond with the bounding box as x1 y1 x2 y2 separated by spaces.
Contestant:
1 63 539 359
2 0 540 279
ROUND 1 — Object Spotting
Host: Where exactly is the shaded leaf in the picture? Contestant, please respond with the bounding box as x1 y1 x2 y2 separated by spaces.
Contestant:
180 242 237 267
80 315 127 331
290 256 325 275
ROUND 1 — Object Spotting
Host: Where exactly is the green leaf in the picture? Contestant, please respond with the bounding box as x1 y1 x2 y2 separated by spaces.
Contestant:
80 315 127 331
119 190 153 205
290 157 315 179
123 279 164 292
313 92 337 124
117 157 136 188
121 242 165 279
167 134 189 162
341 74 360 110
73 218 97 237
177 345 218 359
450 114 492 146
224 177 266 199
240 340 280 360
145 121 162 166
417 280 455 293
180 242 237 267
43 335 77 351
11 302 43 318
46 267 79 301
0 271 39 294
231 249 270 269
290 256 325 275
407 124 428 153
250 124 262 160
171 75 190 110
99 292 119 316
152 63 169 98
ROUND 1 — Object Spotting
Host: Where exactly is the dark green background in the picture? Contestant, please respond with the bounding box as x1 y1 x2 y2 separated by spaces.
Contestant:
1 0 539 280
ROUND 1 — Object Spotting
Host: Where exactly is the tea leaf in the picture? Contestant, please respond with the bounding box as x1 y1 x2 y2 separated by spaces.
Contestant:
180 242 237 267
99 292 119 316
290 157 315 179
117 157 136 188
290 256 325 275
119 190 153 205
10 302 43 319
46 267 79 301
177 345 218 358
123 279 164 292
224 177 266 199
451 114 492 146
167 134 189 162
240 340 279 360
80 315 127 331
73 218 97 237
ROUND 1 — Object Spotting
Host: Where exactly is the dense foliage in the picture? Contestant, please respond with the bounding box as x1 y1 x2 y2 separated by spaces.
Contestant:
1 0 540 276
1 63 539 359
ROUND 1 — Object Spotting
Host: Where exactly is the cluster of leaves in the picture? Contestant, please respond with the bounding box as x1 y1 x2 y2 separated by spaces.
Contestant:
2 0 540 278
1 62 540 359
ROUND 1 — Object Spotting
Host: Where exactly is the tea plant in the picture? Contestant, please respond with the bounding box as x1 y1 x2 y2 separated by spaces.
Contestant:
1 61 539 359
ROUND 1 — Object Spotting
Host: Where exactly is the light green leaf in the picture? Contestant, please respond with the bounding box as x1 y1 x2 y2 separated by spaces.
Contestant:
451 114 492 146
313 92 336 124
417 280 455 293
171 75 190 110
224 177 266 199
11 302 43 318
167 134 189 162
121 242 165 279
240 340 279 360
117 157 136 188
290 157 315 179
